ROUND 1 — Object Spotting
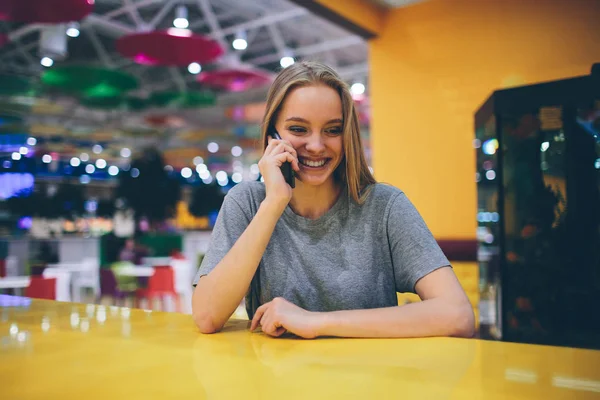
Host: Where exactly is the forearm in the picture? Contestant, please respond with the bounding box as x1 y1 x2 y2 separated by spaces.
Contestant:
317 298 475 339
193 199 284 332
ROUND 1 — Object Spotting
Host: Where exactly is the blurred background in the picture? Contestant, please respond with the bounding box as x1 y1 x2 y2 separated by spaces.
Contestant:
0 0 599 350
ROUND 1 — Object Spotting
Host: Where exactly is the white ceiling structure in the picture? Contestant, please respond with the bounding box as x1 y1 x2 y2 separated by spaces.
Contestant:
0 0 369 103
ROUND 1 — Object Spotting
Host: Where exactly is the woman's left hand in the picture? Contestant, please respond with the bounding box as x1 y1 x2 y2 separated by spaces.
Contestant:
250 297 323 339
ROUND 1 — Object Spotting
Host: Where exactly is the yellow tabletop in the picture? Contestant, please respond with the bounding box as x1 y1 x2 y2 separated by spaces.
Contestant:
1 298 599 399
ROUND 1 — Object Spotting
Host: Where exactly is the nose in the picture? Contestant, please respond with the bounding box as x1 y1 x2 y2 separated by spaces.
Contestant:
304 132 326 153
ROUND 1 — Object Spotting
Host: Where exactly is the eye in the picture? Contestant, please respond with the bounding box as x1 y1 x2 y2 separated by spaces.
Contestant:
325 126 343 135
288 126 307 134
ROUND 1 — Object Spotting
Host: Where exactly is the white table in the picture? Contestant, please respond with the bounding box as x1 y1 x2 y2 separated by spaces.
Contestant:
47 263 90 272
114 266 155 277
0 276 31 290
47 263 92 302
141 257 171 267
0 276 31 289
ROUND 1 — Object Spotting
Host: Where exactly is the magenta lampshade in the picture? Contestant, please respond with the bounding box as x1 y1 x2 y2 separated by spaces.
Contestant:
0 0 93 23
198 69 272 92
116 30 224 66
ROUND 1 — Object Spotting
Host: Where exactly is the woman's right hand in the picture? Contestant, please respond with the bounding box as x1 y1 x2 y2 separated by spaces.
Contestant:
258 136 300 209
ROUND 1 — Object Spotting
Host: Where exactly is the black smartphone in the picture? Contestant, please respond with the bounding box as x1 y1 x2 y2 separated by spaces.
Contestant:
269 130 295 188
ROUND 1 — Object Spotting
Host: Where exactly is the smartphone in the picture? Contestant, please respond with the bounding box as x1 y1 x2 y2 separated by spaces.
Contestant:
269 130 295 188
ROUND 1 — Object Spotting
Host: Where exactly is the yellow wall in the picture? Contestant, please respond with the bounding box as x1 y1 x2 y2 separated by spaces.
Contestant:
315 0 385 36
369 0 600 239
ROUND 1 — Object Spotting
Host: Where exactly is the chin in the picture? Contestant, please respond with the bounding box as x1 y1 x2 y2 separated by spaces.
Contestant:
297 175 331 187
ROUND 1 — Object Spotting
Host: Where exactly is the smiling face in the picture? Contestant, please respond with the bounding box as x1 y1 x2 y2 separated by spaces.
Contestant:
273 84 344 188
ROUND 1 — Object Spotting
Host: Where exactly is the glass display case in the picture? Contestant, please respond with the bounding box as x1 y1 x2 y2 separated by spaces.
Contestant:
475 64 600 349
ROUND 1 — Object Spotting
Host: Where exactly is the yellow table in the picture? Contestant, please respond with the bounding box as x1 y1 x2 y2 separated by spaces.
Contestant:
1 298 599 399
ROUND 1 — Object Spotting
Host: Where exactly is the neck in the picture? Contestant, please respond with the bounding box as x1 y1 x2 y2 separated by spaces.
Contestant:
289 179 342 220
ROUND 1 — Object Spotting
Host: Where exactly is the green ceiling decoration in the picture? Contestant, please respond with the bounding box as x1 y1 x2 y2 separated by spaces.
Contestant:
126 96 151 111
150 91 216 108
0 74 31 96
41 66 139 94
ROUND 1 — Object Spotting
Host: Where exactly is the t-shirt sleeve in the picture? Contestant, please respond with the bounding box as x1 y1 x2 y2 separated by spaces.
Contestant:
192 191 251 286
387 192 450 293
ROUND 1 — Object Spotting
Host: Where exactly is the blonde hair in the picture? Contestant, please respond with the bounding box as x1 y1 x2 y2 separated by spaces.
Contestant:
260 61 376 204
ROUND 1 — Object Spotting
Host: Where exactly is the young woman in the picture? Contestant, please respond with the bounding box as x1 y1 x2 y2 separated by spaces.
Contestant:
192 61 475 339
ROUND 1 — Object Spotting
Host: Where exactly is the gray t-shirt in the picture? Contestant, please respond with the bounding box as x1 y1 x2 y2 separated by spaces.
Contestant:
193 181 450 319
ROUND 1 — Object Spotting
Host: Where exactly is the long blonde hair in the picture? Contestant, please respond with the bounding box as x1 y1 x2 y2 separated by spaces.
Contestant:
260 61 376 204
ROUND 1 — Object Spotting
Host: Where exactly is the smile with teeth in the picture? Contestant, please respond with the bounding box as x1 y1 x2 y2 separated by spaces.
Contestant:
299 158 328 168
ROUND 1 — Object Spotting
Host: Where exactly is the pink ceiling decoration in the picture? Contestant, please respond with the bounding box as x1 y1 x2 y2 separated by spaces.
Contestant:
0 0 94 23
116 30 224 67
198 69 272 92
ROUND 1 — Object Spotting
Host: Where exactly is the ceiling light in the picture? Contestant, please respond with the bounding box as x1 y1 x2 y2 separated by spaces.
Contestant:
207 142 219 153
92 144 103 154
70 157 81 167
120 148 131 158
280 56 294 68
173 5 189 29
181 167 192 179
85 164 95 174
231 172 242 183
231 146 243 157
232 38 247 51
42 154 52 164
41 57 54 67
196 163 208 173
66 22 80 38
27 137 37 146
351 82 365 95
188 62 201 74
167 28 192 37
108 166 119 176
215 171 227 181
95 158 107 169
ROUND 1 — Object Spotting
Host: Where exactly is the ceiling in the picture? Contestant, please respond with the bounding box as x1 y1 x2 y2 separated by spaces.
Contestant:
0 0 368 99
0 0 370 173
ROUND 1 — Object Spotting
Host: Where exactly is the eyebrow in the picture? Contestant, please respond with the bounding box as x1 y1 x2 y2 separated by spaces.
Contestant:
285 117 343 124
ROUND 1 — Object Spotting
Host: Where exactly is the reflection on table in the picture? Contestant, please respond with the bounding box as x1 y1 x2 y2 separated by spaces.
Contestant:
1 297 599 399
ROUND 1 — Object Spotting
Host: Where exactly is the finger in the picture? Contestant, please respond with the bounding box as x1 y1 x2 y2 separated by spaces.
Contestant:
275 143 298 170
263 139 279 156
273 152 296 167
272 326 287 337
279 142 297 159
270 142 287 156
250 303 269 331
260 309 276 336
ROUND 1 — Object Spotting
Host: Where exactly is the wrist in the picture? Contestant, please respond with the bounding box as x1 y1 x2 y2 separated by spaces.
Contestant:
312 311 331 337
261 196 288 215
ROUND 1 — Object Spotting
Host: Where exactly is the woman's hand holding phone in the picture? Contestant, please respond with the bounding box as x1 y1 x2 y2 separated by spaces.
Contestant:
259 135 300 211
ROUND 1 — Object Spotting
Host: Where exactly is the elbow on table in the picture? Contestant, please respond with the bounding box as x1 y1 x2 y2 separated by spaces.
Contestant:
451 303 476 338
192 311 222 334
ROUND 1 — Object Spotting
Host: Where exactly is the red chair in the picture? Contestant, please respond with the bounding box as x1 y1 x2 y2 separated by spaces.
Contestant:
136 266 180 312
25 277 56 300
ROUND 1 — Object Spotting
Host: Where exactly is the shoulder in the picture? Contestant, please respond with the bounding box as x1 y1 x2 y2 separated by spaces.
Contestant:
367 183 404 200
360 183 405 209
224 181 266 213
356 183 421 224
